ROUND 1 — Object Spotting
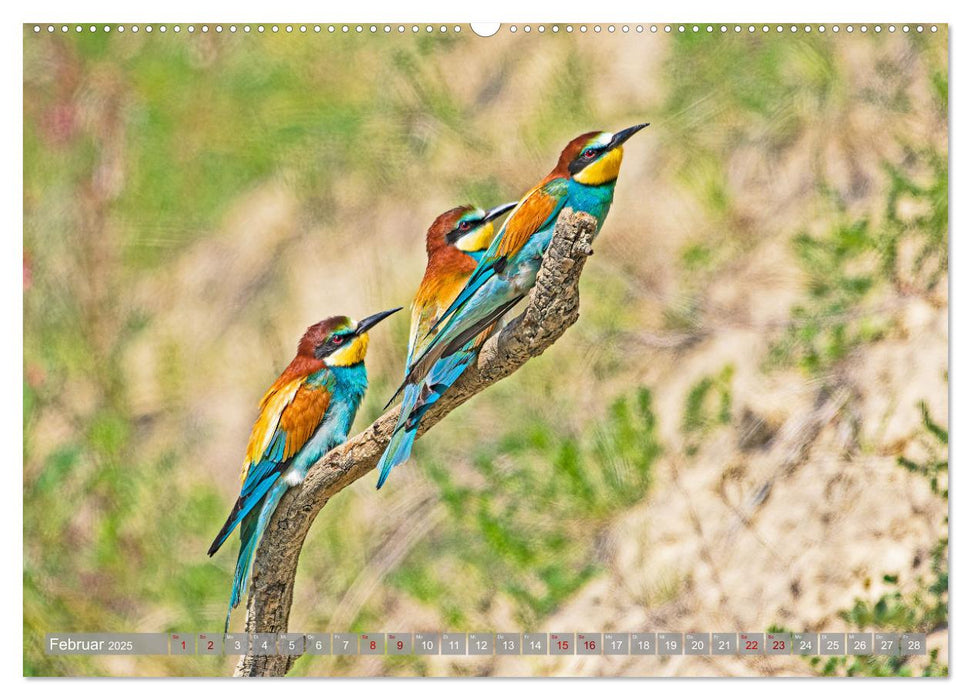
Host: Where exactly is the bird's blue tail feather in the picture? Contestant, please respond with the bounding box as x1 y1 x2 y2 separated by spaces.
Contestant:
376 383 422 489
376 346 477 490
224 477 288 633
208 465 280 557
376 425 418 490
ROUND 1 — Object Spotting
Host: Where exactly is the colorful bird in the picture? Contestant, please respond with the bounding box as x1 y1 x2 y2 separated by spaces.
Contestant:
410 124 649 376
208 309 401 631
376 202 516 489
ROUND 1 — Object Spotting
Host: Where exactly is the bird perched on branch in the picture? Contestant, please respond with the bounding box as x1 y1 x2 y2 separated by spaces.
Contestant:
208 309 400 631
409 124 649 378
376 202 516 489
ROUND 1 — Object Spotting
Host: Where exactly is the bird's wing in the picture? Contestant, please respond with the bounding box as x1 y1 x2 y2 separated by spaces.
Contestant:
496 177 569 258
386 302 440 411
405 303 430 369
208 374 332 557
239 376 332 496
434 294 524 361
427 178 568 339
406 269 471 368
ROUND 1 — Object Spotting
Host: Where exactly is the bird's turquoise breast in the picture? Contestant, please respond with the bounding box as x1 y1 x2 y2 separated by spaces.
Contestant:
328 362 369 433
291 364 368 475
567 179 617 227
504 181 617 291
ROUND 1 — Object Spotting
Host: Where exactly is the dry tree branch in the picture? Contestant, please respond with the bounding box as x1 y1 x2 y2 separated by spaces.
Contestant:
234 208 599 676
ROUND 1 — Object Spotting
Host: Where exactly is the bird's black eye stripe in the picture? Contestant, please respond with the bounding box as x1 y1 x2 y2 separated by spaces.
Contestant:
320 334 349 356
447 219 483 244
569 146 605 174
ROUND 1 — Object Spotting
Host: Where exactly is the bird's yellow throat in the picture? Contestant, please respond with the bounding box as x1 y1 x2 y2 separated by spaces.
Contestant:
456 221 496 254
574 146 624 186
327 333 369 367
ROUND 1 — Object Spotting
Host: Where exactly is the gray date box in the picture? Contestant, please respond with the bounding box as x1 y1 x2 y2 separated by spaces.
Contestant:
901 633 926 656
496 633 521 655
387 633 412 655
631 633 656 654
577 633 602 655
604 633 630 655
360 633 384 655
251 633 277 656
524 633 548 655
170 633 194 655
469 633 494 655
550 632 574 655
712 633 738 655
332 633 357 655
767 632 791 655
305 633 330 655
685 633 710 655
441 633 467 655
414 632 439 654
820 633 846 655
658 633 683 655
792 633 818 655
874 633 900 656
847 633 873 655
223 634 249 655
197 633 220 655
739 632 764 655
278 634 304 655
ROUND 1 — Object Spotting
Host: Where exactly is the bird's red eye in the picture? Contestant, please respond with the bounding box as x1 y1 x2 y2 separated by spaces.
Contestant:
583 148 598 159
459 221 471 231
333 336 345 345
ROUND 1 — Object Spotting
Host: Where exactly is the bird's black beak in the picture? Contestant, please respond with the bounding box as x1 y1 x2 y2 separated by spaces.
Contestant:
355 307 402 335
608 122 650 149
483 201 517 222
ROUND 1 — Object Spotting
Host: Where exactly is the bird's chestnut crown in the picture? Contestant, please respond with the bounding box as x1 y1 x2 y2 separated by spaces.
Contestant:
298 309 401 367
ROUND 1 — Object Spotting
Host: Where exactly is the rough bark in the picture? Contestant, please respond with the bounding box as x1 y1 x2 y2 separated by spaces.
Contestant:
234 208 599 676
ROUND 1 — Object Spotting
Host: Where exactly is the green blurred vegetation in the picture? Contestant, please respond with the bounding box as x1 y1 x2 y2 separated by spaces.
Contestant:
24 26 947 677
391 388 660 628
681 365 734 456
807 402 948 677
767 148 947 374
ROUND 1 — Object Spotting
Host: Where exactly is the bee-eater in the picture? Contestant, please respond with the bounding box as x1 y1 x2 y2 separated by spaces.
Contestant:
410 124 649 375
208 309 400 631
375 202 517 489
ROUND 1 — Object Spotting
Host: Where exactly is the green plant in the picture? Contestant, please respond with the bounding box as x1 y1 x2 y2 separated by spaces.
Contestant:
681 365 734 455
768 143 947 376
767 218 887 374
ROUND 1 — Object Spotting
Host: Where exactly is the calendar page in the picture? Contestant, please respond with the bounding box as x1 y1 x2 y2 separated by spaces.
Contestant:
23 21 948 678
